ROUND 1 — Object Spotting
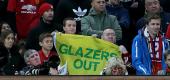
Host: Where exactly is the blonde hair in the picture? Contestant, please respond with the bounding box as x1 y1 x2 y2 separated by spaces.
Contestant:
104 57 127 75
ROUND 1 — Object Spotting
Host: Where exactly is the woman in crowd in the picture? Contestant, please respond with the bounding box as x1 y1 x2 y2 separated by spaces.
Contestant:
0 29 26 75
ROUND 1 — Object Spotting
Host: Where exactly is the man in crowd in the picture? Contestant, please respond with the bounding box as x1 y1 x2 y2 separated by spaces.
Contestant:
20 49 59 75
7 0 45 39
101 27 131 68
132 14 169 75
81 0 122 41
26 3 57 50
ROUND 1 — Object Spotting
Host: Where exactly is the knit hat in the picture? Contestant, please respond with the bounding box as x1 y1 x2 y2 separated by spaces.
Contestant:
39 3 53 17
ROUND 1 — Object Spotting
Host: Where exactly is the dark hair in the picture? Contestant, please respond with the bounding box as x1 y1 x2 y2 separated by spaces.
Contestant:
39 32 52 42
0 29 14 43
145 14 161 25
63 17 75 27
102 27 115 35
0 21 11 33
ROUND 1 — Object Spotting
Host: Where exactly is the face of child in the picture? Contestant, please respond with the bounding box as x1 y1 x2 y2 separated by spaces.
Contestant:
166 54 170 67
41 37 53 51
4 33 14 49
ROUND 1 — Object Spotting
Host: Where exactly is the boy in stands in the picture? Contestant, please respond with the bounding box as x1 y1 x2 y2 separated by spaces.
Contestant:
38 32 57 65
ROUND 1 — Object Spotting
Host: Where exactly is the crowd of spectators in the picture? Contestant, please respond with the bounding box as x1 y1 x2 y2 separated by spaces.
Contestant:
1 0 170 75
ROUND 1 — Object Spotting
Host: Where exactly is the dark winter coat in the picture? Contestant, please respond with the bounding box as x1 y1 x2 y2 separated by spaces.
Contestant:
26 19 57 50
0 44 26 75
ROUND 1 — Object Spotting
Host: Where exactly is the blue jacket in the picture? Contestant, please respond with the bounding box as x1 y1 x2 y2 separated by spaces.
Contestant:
132 29 169 75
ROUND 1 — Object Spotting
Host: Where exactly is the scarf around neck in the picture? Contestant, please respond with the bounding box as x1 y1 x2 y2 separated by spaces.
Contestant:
144 27 163 75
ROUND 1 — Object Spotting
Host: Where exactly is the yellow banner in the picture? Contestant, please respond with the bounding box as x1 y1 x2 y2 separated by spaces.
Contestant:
54 32 121 75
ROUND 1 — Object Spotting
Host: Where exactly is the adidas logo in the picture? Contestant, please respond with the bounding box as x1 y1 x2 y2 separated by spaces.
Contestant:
72 7 87 17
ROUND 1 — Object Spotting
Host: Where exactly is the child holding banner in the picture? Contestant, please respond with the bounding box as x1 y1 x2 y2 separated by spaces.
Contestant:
63 17 77 34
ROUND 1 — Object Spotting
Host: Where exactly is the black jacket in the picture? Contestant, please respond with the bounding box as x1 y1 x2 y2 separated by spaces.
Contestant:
26 19 57 50
19 65 49 75
0 44 26 75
